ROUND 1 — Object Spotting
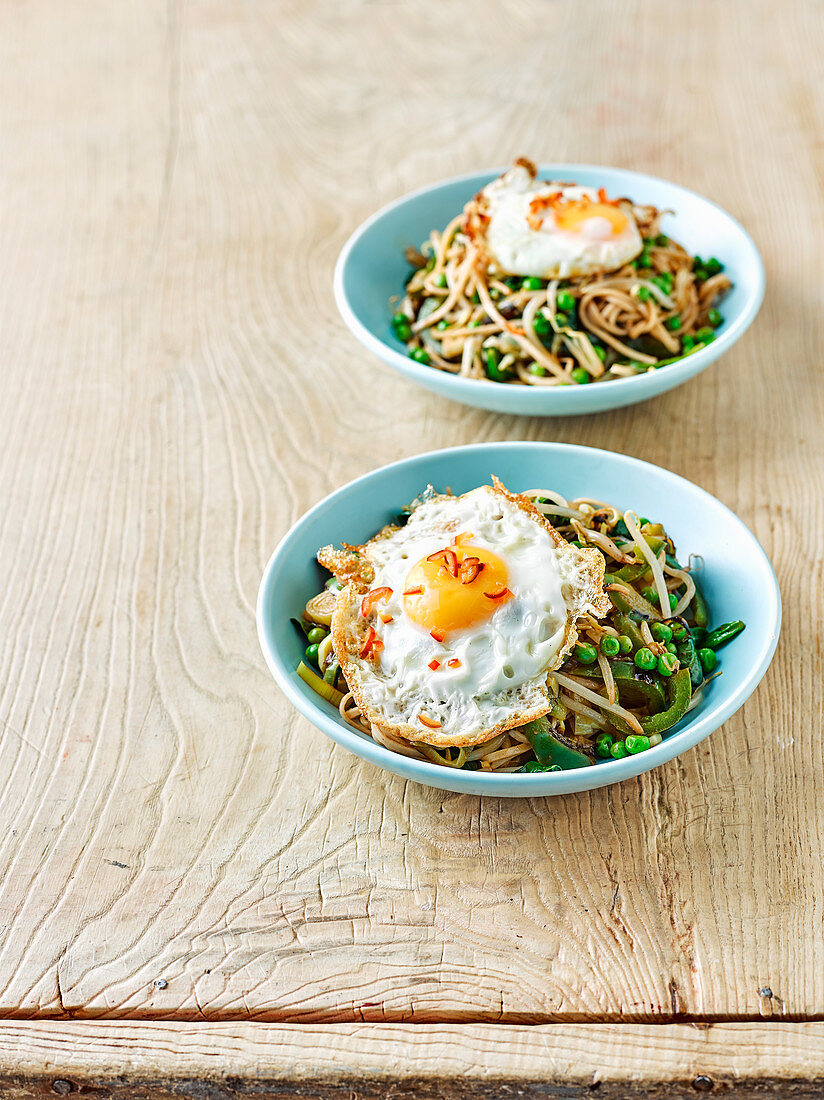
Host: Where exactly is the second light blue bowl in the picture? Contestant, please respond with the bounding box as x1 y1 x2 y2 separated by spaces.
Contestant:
257 442 780 796
334 164 765 416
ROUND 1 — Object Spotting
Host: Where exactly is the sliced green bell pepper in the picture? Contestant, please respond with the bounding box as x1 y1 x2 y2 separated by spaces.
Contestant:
640 669 692 735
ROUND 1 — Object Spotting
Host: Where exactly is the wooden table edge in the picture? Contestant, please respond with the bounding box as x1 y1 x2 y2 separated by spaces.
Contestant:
2 1020 824 1097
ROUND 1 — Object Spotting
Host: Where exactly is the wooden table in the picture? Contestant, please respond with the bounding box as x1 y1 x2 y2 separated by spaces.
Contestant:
1 0 822 1095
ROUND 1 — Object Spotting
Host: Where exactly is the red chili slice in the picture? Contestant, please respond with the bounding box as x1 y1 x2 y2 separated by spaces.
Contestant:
428 659 440 671
429 629 445 642
359 627 377 658
379 613 393 624
447 658 461 669
418 714 442 729
459 556 483 585
484 585 510 600
361 586 392 617
426 548 458 577
403 585 424 596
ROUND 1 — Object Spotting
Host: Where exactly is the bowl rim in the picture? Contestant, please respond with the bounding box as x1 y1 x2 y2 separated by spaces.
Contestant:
333 162 765 406
257 441 781 795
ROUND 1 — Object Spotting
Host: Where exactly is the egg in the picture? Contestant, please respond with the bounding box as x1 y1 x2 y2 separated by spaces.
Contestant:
318 480 609 748
467 160 643 279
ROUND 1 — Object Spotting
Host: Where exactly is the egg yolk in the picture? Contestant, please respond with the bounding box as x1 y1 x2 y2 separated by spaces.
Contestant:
555 201 627 236
403 543 511 636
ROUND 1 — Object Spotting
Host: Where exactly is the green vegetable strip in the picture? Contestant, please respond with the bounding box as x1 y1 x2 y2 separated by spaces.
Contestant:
298 661 345 707
640 670 692 735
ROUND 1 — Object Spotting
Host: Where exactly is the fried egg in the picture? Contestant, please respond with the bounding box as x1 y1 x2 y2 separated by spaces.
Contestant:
318 480 609 748
467 159 643 279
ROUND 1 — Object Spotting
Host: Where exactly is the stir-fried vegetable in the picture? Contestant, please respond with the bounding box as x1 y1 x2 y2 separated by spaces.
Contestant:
294 487 746 773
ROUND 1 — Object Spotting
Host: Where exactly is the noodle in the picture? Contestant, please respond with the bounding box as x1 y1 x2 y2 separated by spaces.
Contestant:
296 483 744 773
392 189 731 386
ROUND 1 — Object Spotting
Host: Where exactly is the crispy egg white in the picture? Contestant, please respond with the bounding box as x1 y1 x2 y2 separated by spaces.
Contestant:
321 482 608 748
469 161 643 279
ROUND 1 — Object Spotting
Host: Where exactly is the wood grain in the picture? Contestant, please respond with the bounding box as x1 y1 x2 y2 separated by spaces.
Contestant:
0 0 822 1056
4 1020 824 1098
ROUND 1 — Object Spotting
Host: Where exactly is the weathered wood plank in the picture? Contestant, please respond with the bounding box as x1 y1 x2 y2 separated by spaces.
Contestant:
0 0 821 1038
4 1021 824 1098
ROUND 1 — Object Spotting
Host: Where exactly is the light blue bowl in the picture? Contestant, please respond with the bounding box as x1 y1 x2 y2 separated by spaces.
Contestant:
334 165 765 416
257 443 780 796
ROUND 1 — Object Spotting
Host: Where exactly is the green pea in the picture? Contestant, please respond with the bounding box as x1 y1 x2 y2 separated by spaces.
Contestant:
307 626 327 644
637 286 652 302
433 273 448 288
666 642 678 654
522 277 544 291
617 634 633 655
641 585 658 604
530 363 548 377
556 291 576 312
610 741 630 759
575 642 598 665
634 647 657 671
657 651 679 677
695 326 715 343
651 622 673 643
600 635 620 657
392 314 412 342
436 319 451 330
708 308 723 328
652 272 674 292
671 623 687 641
409 347 430 364
489 287 502 300
533 313 552 336
468 319 482 327
571 367 590 385
668 593 678 610
593 345 607 362
595 733 614 759
681 335 695 351
625 734 651 755
305 642 320 665
665 316 681 331
698 647 717 673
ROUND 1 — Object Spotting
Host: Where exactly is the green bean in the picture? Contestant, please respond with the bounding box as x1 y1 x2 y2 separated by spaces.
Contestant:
704 620 746 650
